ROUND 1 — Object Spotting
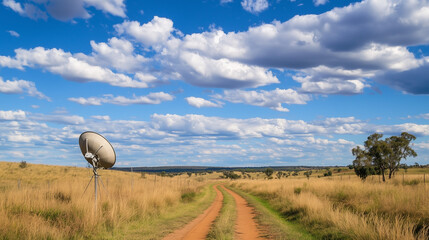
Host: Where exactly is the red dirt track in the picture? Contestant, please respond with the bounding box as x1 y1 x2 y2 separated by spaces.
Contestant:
221 185 263 240
162 185 223 240
163 184 263 240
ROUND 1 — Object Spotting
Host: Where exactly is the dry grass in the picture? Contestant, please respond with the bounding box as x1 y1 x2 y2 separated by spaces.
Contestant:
230 174 429 240
0 161 207 239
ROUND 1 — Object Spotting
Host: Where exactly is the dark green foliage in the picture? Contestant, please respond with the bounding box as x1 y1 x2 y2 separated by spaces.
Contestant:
304 170 312 179
323 170 332 177
264 168 274 178
352 132 417 182
19 161 27 168
222 171 241 179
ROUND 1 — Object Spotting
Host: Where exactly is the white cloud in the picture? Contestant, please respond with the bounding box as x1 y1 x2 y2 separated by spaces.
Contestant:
176 52 278 88
1 109 428 166
0 110 26 120
241 0 269 14
0 77 50 100
8 131 41 143
314 0 328 6
214 88 311 112
115 17 174 47
91 115 110 121
186 97 223 108
221 0 233 3
29 114 85 125
0 47 150 88
2 0 48 20
150 114 326 138
7 30 19 37
2 0 24 14
83 0 126 17
76 37 148 73
158 0 429 94
69 92 174 106
417 113 429 120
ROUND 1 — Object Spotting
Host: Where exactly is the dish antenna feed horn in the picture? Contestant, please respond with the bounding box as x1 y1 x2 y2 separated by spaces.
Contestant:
79 131 116 211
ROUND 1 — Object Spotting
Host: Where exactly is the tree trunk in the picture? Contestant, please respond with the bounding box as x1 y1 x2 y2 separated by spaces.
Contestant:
382 169 386 182
389 170 393 179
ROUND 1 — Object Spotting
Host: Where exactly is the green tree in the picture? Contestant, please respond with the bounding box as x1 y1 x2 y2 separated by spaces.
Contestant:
386 132 417 179
264 168 274 178
365 133 391 182
303 170 312 179
352 132 417 182
187 172 192 177
276 171 283 179
352 146 372 181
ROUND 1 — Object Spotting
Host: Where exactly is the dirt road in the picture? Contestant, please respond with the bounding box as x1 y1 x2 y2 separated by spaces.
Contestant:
163 184 263 240
221 185 264 240
163 184 223 240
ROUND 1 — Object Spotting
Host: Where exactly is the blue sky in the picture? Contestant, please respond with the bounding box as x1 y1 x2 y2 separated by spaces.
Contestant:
1 0 428 167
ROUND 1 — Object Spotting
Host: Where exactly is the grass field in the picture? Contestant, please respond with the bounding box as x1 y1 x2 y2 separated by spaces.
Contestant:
230 172 429 240
0 161 210 239
2 161 429 239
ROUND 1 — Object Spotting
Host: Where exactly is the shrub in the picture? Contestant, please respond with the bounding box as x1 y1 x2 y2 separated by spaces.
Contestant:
294 187 302 195
54 191 71 203
19 161 27 168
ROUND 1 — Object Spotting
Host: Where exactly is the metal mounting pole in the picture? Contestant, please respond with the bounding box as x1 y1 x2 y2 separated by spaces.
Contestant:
94 171 98 212
92 159 99 213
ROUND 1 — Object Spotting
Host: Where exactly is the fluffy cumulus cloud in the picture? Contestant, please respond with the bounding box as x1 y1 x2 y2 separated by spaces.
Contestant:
214 88 310 112
68 92 174 106
6 0 429 93
0 110 26 120
76 37 148 73
186 97 223 108
0 47 152 88
241 0 269 14
0 77 50 100
114 17 174 47
133 0 427 94
2 0 125 21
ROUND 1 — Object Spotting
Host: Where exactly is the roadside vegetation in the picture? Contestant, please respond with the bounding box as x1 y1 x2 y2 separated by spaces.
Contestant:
230 175 429 240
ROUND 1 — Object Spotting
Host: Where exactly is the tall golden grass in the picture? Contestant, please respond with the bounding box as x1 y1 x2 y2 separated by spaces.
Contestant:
0 162 206 239
230 174 429 240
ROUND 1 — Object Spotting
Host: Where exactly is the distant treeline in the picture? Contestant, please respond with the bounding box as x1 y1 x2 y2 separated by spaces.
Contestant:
112 166 328 173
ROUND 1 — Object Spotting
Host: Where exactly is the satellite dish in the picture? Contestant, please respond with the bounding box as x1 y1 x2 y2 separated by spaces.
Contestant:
79 131 116 169
79 131 115 211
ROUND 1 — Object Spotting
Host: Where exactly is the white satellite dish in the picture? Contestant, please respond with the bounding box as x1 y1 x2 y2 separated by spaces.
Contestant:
79 131 116 169
79 131 116 211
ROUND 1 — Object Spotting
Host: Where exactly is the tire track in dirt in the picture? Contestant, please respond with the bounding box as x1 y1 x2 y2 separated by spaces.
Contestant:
221 185 264 240
163 184 223 240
